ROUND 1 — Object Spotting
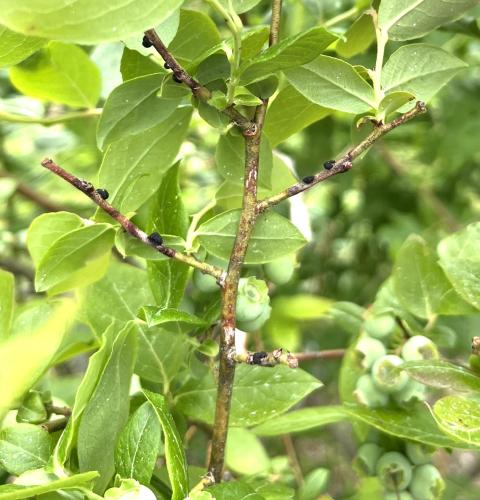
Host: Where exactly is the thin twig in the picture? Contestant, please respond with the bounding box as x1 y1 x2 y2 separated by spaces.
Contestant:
41 417 69 433
270 0 283 45
234 348 298 368
294 349 346 362
41 159 225 281
282 434 304 487
256 101 427 213
144 29 255 133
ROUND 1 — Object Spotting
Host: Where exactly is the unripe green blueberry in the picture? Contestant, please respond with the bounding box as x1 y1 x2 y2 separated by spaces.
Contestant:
355 336 387 370
237 304 271 332
264 255 295 285
364 314 396 339
405 441 434 465
376 452 412 491
401 335 439 361
410 464 445 500
193 269 218 293
384 493 413 500
355 443 384 475
469 354 480 374
236 277 269 322
354 374 389 408
372 355 409 394
393 379 427 406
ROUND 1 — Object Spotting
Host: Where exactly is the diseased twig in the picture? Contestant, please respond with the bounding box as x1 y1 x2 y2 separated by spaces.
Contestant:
234 348 299 368
41 159 225 282
143 29 255 133
207 1 282 482
256 101 427 213
41 417 69 433
293 349 346 362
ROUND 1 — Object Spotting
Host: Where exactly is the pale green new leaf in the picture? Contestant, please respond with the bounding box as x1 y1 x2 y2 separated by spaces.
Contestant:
0 269 14 339
140 307 208 328
382 44 467 105
437 222 480 310
34 223 114 294
176 365 322 426
225 428 269 475
196 210 307 264
0 301 75 421
392 235 474 319
285 55 375 114
97 74 180 150
0 424 52 475
378 91 415 116
433 396 480 447
219 0 262 14
9 42 101 108
264 84 331 147
336 12 376 58
78 322 137 493
0 471 98 500
98 107 192 215
378 0 479 41
115 402 161 485
0 0 184 44
143 390 189 500
0 25 45 68
240 27 337 85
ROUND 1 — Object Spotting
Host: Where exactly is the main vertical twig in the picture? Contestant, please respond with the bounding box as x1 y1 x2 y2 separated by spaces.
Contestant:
208 0 283 482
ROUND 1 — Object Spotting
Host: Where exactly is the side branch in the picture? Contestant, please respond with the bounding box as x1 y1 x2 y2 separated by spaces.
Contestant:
256 101 427 213
235 348 298 368
144 29 255 133
41 159 224 282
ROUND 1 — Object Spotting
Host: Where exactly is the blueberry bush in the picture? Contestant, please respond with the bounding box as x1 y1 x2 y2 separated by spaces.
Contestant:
1 0 480 499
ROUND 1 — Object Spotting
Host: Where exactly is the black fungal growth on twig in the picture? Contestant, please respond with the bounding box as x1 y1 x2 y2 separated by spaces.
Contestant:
142 35 153 48
172 74 182 83
164 62 171 70
96 189 109 200
148 232 163 246
302 175 315 184
323 160 335 170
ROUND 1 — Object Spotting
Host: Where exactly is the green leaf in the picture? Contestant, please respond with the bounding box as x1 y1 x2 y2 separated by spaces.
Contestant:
176 365 322 426
219 0 262 14
432 395 480 447
215 132 273 188
115 402 161 485
34 223 114 294
285 55 375 114
239 27 337 85
239 27 269 63
378 0 480 41
115 232 185 261
97 73 181 150
143 390 189 500
404 359 480 393
336 12 376 59
196 210 307 264
0 300 74 422
271 295 333 320
437 222 480 310
226 428 269 475
264 84 330 147
148 163 189 308
392 234 474 319
0 471 99 500
0 424 52 475
9 42 101 108
207 482 265 500
0 25 45 68
168 9 221 67
98 107 192 215
378 91 415 116
52 321 119 471
0 269 14 339
253 406 347 436
120 47 164 81
382 44 467 106
140 307 208 328
78 322 137 493
0 0 184 44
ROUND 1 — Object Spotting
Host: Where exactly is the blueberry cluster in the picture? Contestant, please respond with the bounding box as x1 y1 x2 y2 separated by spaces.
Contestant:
356 441 445 499
235 276 271 331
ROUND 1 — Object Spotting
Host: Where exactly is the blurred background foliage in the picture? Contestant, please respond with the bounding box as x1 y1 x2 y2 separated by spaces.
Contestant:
1 0 480 497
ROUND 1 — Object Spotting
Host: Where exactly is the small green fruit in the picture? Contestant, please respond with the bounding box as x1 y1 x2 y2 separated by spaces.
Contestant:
372 355 409 394
393 379 427 406
354 374 389 408
376 451 412 491
193 269 218 293
355 336 387 370
469 354 480 373
410 464 445 500
364 314 396 339
237 304 271 332
236 277 269 322
401 335 439 361
264 255 295 285
355 443 384 475
405 441 434 465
